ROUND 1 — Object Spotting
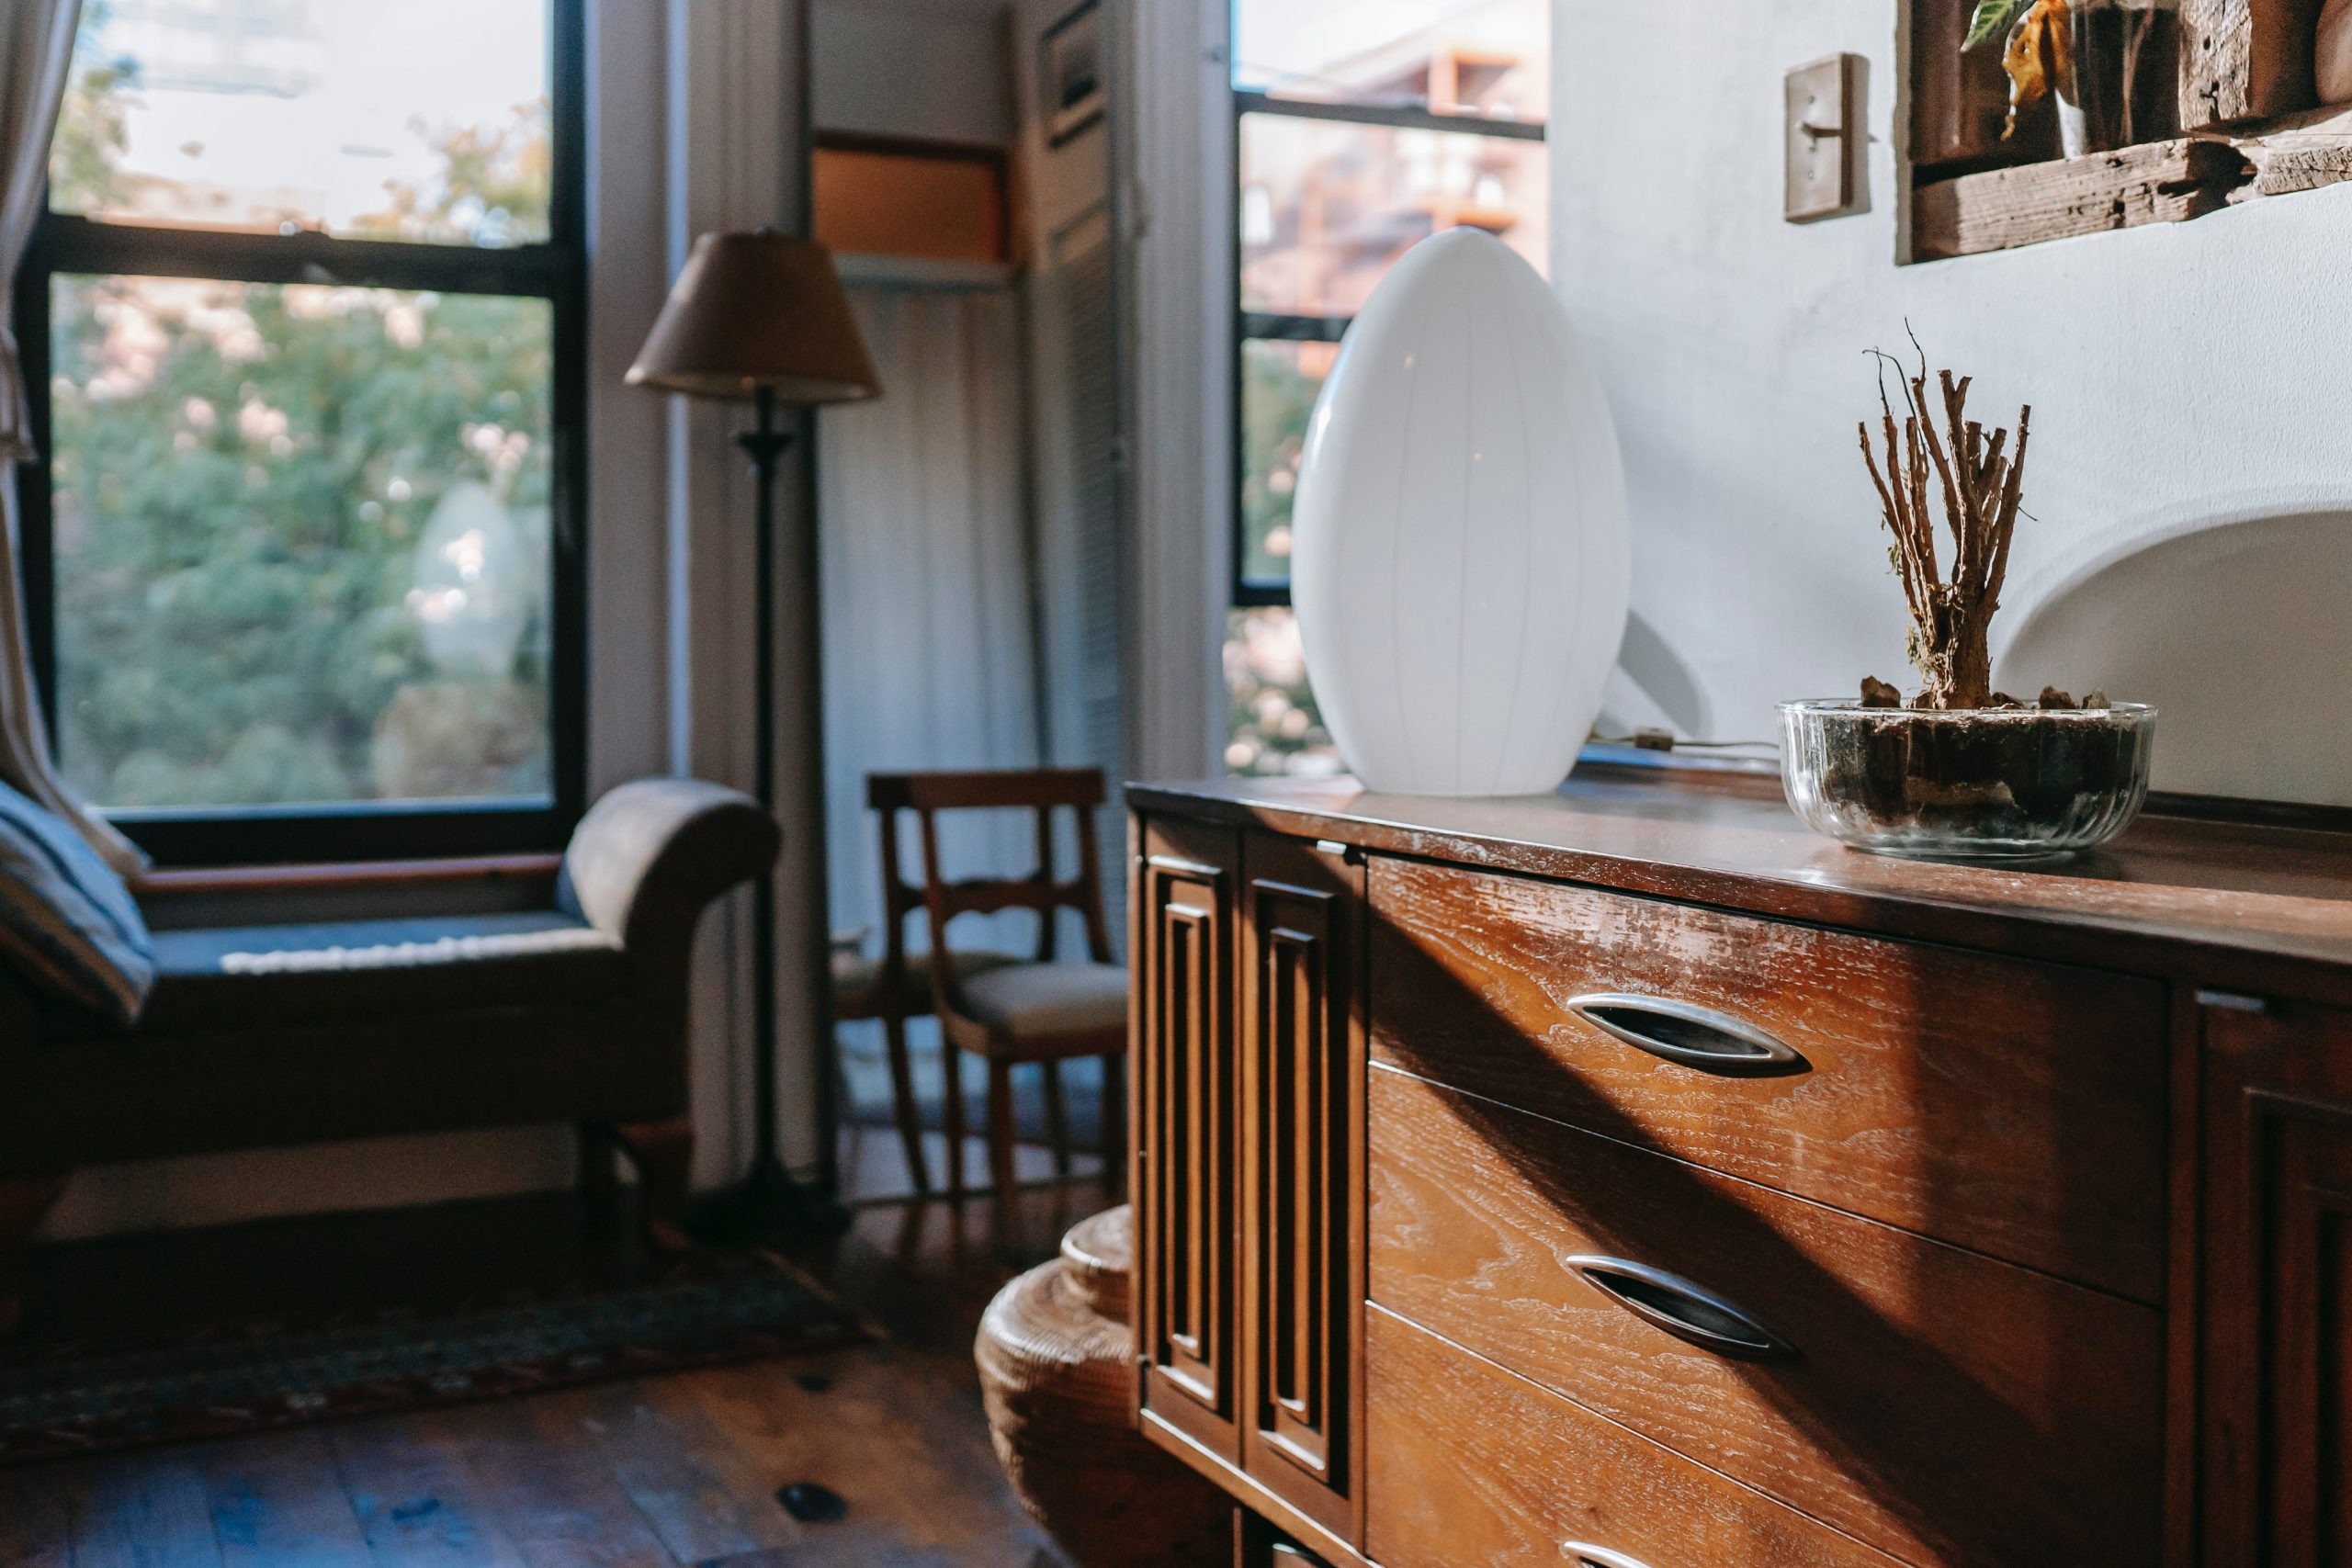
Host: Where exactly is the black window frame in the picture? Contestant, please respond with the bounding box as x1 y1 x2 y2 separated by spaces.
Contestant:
10 0 590 869
1229 86 1547 609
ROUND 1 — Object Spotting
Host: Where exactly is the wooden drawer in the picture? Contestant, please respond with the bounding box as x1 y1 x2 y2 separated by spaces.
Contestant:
1368 856 2166 1302
1366 1305 1900 1568
1367 1068 2165 1567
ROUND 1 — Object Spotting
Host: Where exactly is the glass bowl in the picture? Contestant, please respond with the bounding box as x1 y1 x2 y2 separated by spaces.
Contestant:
1778 699 2157 860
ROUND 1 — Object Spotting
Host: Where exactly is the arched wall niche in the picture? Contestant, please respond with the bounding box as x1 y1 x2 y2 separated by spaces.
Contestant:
1998 510 2352 807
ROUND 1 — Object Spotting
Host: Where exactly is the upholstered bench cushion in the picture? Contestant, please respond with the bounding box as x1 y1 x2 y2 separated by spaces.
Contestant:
37 911 628 1041
959 961 1128 1043
831 946 1023 1018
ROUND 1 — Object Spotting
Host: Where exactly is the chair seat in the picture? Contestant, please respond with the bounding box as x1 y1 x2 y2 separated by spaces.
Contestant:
958 961 1127 1044
39 912 629 1041
831 947 1021 1019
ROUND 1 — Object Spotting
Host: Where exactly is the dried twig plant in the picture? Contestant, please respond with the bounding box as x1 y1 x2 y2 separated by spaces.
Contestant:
1858 336 2030 711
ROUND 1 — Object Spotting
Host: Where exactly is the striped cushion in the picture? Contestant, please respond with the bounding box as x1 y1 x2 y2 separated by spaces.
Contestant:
0 783 153 1024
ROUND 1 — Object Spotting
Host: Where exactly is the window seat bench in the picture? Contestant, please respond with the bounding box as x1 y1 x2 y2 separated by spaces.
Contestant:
0 777 778 1333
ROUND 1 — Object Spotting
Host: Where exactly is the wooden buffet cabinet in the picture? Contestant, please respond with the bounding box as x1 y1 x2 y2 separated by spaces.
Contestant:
1125 765 2352 1568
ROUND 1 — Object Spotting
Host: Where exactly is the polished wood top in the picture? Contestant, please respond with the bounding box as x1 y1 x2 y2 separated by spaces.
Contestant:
1130 762 2352 1003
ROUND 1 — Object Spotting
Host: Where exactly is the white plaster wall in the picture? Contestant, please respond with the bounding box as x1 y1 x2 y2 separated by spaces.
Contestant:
1555 0 2352 803
812 0 1013 145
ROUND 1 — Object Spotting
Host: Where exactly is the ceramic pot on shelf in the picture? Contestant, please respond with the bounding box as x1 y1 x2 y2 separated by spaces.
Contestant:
2321 0 2352 105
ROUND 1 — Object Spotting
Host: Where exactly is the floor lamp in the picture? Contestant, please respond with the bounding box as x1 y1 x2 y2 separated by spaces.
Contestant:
628 231 881 1240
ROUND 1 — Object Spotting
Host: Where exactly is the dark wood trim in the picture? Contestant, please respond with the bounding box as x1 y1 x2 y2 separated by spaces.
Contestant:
2143 789 2352 835
2165 984 2207 1568
1240 314 1351 344
1141 1409 1372 1568
812 129 1010 170
108 801 572 869
1237 832 1364 1542
28 218 573 296
133 852 563 901
1233 90 1548 141
869 767 1105 811
1581 746 2352 833
1125 776 2352 1009
1138 823 1244 1461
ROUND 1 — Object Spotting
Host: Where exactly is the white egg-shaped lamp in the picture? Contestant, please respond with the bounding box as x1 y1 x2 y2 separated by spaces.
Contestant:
1290 227 1629 796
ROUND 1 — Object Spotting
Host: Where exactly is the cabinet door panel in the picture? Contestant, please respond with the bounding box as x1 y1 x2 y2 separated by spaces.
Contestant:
1240 833 1363 1544
1137 818 1241 1461
2203 1000 2352 1568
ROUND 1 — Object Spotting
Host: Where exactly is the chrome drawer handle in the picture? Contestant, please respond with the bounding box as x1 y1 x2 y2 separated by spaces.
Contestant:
1568 1256 1799 1363
1562 1547 1657 1568
1566 993 1808 1077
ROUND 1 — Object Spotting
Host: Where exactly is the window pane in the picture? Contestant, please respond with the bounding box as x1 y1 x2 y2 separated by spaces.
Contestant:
49 275 555 811
1240 337 1334 589
52 0 551 246
1235 0 1547 123
1226 608 1341 778
1239 112 1548 317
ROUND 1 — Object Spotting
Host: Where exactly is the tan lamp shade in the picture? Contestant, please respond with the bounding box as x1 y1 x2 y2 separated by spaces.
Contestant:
627 231 882 404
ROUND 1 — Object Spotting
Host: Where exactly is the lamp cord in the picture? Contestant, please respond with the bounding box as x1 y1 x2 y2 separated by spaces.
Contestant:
1594 728 1781 754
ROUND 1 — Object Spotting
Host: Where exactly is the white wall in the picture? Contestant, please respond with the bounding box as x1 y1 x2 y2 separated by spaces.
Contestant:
812 0 1012 145
1557 0 2352 805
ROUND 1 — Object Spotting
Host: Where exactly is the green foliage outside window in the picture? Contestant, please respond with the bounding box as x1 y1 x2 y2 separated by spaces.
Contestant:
49 280 554 808
1238 340 1324 586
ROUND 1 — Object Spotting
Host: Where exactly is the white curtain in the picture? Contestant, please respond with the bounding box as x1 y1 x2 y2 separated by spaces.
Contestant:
0 0 142 874
818 281 1043 953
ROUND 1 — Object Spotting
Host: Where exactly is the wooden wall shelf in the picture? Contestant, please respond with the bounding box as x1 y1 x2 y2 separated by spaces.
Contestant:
1911 101 2352 261
1906 0 2350 261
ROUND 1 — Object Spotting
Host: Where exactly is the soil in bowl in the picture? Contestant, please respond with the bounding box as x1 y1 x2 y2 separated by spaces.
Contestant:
1815 705 2144 846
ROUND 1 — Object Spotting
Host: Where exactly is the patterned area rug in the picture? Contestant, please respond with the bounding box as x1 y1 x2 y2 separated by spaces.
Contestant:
0 1248 866 1468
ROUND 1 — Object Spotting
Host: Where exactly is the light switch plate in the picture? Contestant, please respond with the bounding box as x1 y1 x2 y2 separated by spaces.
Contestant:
1785 52 1868 223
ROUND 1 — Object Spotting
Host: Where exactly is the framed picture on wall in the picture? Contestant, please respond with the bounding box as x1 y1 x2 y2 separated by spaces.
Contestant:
1041 0 1105 149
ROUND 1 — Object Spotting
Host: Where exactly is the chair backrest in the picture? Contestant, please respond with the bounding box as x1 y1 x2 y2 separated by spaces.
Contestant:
865 769 1115 1018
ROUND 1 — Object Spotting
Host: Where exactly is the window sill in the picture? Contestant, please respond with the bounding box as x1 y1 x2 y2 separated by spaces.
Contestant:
135 852 563 901
133 854 566 931
1907 101 2352 262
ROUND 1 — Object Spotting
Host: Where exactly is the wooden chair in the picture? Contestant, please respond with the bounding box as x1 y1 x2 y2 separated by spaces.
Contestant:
832 936 1017 1194
865 768 1125 1201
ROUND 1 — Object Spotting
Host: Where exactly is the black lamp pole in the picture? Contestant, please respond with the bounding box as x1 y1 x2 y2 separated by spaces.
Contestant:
690 385 849 1242
629 230 874 1243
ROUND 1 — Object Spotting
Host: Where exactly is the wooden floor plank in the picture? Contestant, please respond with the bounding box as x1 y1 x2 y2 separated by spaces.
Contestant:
703 1540 978 1568
13 1179 1108 1568
465 1392 687 1568
329 1411 526 1568
198 1430 374 1568
682 1349 1056 1564
70 1452 227 1568
574 1380 799 1564
0 1468 74 1568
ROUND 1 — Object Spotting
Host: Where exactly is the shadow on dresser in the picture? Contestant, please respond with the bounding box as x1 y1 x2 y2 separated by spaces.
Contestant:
1364 904 2165 1568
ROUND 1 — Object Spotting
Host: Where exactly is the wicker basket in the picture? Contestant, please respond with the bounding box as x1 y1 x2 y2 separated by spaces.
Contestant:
976 1205 1230 1566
